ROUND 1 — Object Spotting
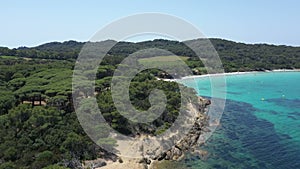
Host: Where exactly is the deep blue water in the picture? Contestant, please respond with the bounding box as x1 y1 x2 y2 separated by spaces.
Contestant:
179 72 300 169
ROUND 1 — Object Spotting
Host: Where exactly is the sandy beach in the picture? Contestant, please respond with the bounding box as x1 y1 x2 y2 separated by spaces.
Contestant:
161 69 300 82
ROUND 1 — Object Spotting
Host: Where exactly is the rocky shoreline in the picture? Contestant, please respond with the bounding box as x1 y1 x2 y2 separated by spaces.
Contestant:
149 97 210 162
83 97 211 169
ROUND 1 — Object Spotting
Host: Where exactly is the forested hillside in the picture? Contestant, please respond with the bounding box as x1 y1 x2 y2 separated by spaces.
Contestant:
0 52 198 168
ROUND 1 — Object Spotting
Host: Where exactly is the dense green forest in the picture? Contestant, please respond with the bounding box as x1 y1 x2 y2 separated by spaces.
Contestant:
0 39 299 168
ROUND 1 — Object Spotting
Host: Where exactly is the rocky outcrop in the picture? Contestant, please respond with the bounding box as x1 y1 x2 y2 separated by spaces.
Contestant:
84 159 107 169
149 96 210 162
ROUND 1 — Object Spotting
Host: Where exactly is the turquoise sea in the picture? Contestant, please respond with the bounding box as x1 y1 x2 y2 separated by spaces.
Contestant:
179 71 300 169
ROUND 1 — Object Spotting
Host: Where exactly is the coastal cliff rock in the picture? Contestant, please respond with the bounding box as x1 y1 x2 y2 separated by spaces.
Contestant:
150 97 210 162
93 96 210 169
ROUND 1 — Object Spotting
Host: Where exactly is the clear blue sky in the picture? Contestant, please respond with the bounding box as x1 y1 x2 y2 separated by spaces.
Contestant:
1 0 299 48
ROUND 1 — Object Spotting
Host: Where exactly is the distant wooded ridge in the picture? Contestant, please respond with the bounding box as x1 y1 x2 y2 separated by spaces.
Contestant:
0 38 299 72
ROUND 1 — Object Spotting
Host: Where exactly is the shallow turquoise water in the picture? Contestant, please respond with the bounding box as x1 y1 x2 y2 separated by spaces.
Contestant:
180 72 300 169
